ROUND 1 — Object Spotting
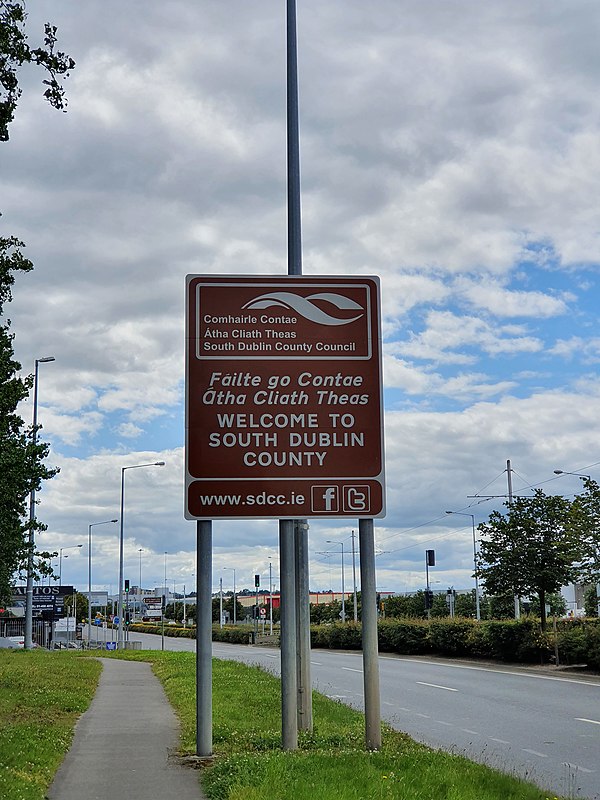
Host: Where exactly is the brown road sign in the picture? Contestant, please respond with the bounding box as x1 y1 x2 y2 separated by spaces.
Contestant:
185 275 385 519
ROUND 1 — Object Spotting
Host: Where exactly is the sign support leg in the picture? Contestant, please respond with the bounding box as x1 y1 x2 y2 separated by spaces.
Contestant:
196 520 212 756
359 518 381 750
295 521 312 731
280 519 298 749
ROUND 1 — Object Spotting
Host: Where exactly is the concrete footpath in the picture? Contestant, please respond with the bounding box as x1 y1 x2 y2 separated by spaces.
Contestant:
47 657 206 800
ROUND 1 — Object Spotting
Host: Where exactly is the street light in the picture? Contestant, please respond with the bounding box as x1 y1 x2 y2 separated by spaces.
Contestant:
118 461 165 647
24 356 55 649
327 540 346 622
223 567 237 624
88 520 117 643
553 470 591 479
446 511 481 621
59 544 83 584
137 548 143 621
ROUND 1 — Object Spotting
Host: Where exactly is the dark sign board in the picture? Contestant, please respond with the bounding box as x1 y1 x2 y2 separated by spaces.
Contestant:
11 585 74 616
185 275 385 519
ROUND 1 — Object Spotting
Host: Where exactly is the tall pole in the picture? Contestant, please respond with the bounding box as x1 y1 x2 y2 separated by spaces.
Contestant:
219 577 223 629
138 548 143 619
25 356 55 649
196 520 212 756
88 520 117 644
351 530 358 622
233 569 236 625
506 459 520 620
280 519 298 750
295 522 312 731
118 461 164 647
359 519 381 750
287 0 312 734
269 558 273 636
161 551 167 651
327 541 345 622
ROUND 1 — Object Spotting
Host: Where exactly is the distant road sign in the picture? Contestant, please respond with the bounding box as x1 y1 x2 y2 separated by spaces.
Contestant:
113 616 120 625
185 275 385 520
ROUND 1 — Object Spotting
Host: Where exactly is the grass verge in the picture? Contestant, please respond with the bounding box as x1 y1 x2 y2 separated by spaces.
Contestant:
0 649 102 800
96 650 571 800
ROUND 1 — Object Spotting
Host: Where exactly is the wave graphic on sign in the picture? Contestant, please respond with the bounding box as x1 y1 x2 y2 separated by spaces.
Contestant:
243 292 364 326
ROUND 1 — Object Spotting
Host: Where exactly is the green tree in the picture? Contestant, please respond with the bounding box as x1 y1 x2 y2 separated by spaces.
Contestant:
1 1 75 141
526 592 566 618
477 491 582 630
570 478 600 583
583 586 598 617
0 2 73 603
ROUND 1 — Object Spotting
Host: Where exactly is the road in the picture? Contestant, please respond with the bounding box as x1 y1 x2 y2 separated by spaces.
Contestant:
90 627 600 799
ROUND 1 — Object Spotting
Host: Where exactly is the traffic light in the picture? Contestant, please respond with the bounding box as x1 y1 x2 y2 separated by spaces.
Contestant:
254 574 260 587
124 579 130 593
125 612 131 625
424 589 434 609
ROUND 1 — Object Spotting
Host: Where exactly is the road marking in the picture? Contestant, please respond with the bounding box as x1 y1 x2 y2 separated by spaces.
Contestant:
310 661 322 666
462 729 480 736
383 701 395 707
563 762 594 774
489 737 510 744
435 720 453 727
415 712 431 719
575 717 600 726
379 655 600 688
522 749 548 759
416 681 458 692
342 667 363 673
264 654 278 659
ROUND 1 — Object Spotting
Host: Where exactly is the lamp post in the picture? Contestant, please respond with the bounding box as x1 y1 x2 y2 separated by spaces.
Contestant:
351 530 358 622
327 540 346 622
118 461 165 647
138 548 143 620
269 557 273 635
161 551 167 651
446 511 481 621
224 567 236 624
25 356 55 649
88 520 117 643
59 544 83 584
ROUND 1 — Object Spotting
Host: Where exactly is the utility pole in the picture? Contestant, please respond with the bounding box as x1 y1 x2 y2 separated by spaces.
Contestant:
351 529 358 622
507 459 520 619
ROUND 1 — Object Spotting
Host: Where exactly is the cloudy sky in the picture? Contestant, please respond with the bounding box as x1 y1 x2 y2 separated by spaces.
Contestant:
3 1 600 602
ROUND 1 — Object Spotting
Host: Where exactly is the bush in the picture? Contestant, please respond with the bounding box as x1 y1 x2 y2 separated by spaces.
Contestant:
377 619 430 655
428 620 476 656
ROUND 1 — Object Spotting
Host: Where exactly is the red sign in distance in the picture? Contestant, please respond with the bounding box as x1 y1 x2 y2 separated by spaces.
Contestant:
185 275 385 519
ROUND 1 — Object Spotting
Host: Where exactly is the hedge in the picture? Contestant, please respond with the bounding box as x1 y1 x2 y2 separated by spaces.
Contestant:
127 618 600 669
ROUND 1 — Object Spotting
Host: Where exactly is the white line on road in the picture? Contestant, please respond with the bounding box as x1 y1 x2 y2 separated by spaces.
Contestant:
416 681 458 692
575 717 600 726
380 655 600 688
489 737 511 744
461 729 480 736
342 667 363 673
310 661 322 666
522 749 548 758
435 720 454 727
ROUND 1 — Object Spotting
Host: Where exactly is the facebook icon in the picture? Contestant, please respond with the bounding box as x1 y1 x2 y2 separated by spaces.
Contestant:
311 485 339 513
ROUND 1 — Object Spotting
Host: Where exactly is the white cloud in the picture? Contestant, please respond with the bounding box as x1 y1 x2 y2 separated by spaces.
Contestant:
4 1 600 596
